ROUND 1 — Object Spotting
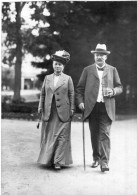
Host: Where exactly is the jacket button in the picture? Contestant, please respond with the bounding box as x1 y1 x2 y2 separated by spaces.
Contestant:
56 99 60 101
57 105 60 107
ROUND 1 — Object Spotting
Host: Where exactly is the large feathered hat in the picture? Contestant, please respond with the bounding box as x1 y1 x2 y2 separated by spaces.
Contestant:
51 50 70 64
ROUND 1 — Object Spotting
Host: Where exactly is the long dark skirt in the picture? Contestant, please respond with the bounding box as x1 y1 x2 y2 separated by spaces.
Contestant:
37 100 73 166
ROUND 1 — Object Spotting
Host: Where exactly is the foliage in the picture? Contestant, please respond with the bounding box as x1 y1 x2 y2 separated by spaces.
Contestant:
2 2 26 65
26 1 137 91
2 1 137 106
2 101 38 113
2 2 26 101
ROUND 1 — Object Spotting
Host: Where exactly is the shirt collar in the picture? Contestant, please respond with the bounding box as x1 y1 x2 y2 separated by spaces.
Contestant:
54 72 62 76
96 64 106 69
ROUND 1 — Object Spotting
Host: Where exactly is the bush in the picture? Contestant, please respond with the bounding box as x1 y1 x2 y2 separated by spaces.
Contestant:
2 101 39 113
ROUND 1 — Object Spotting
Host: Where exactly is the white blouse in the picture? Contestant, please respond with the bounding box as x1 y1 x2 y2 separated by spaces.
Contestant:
54 74 61 87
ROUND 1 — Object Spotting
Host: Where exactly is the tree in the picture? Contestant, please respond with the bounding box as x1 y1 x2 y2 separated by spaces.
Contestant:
2 2 26 102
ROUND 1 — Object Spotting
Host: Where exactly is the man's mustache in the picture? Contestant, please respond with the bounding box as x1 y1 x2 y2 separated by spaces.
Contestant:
97 59 103 61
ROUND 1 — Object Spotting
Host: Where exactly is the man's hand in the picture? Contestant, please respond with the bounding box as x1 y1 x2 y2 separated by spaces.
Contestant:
107 88 114 97
79 103 85 111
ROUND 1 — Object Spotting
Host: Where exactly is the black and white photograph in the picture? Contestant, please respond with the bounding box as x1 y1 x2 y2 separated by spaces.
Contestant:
1 1 137 194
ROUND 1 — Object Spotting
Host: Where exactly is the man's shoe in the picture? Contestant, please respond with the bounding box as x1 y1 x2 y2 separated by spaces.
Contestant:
91 161 99 168
54 164 61 170
100 165 109 172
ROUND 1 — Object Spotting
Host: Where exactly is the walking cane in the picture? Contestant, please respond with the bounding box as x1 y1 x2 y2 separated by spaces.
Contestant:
37 112 42 129
82 111 86 171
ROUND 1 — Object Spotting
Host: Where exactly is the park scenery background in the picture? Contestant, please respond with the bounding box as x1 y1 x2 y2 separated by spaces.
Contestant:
1 1 137 119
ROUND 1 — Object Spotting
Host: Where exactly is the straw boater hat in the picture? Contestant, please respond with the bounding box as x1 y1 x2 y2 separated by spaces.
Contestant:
51 50 70 64
91 44 111 55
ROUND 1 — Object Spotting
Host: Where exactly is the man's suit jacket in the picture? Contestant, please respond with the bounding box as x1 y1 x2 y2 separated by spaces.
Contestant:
76 63 123 121
38 73 75 122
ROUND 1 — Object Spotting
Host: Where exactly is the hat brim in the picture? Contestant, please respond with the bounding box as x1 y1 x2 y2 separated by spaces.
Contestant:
91 50 110 55
51 54 67 64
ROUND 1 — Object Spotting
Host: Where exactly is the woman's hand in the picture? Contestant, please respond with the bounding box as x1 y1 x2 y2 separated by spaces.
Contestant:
70 110 75 117
38 108 43 114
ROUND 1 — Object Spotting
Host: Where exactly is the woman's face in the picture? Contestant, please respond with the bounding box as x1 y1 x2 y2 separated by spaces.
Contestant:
53 61 64 74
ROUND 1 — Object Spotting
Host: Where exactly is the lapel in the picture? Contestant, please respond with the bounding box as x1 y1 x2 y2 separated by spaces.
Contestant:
90 63 99 79
54 73 66 91
102 64 109 78
47 74 54 91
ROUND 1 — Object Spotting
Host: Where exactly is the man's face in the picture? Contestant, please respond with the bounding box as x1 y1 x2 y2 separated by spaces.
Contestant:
53 61 64 73
94 53 107 66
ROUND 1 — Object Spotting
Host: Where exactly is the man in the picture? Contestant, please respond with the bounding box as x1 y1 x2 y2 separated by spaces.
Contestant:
76 43 123 172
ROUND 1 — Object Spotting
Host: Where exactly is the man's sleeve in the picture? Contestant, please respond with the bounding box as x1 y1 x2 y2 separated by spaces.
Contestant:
76 68 87 105
113 68 123 96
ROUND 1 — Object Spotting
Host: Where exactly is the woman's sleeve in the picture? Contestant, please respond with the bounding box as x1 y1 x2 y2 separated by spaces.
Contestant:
38 76 46 110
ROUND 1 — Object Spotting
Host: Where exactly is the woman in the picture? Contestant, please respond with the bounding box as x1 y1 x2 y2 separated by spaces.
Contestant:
37 50 75 170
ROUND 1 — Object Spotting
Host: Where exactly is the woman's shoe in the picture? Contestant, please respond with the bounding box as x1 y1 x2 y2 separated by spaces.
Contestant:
54 164 61 170
91 161 99 168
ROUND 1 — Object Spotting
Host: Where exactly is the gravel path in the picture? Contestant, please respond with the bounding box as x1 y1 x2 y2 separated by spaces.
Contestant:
1 118 137 195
